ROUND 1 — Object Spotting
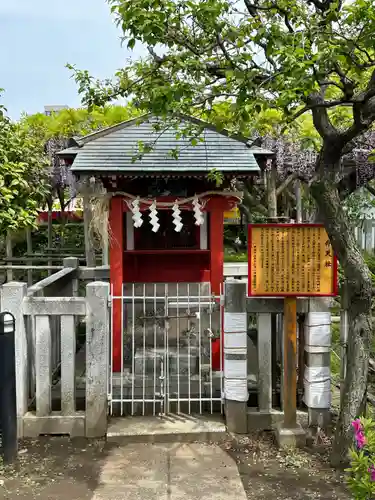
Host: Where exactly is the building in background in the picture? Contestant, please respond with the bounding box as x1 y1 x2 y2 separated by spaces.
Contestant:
44 105 68 116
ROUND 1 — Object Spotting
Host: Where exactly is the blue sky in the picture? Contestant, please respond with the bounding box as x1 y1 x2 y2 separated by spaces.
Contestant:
0 0 142 119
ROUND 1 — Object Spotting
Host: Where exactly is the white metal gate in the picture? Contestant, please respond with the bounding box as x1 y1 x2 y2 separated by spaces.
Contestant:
109 283 223 416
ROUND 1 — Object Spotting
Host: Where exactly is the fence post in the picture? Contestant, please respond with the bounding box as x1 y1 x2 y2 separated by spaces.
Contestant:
224 279 248 433
340 281 348 404
35 316 52 416
63 257 80 330
1 282 28 439
303 298 332 430
85 282 109 437
63 257 79 297
257 313 272 412
0 312 17 463
364 219 373 253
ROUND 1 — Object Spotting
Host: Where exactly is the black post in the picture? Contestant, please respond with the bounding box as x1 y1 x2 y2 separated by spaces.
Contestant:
0 311 17 463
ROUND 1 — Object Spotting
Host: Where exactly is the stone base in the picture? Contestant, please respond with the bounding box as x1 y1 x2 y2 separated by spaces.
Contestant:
247 409 308 431
247 410 284 431
275 424 306 449
23 411 85 438
225 400 247 434
308 408 331 431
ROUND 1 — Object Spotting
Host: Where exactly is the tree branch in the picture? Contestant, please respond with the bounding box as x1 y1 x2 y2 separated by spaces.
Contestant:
308 92 340 140
244 1 294 32
244 0 259 17
147 46 167 64
317 78 345 93
341 71 375 143
331 31 375 65
165 27 218 58
307 0 325 10
307 0 342 13
276 173 298 197
285 95 353 130
216 33 237 68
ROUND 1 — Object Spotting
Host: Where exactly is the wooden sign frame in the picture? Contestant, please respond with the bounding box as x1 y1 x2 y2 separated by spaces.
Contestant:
248 223 338 298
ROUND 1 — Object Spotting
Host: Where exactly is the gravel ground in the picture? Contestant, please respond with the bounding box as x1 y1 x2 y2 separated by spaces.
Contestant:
221 431 351 499
0 433 350 500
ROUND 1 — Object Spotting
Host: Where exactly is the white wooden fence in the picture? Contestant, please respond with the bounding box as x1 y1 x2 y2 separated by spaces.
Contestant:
0 259 335 438
0 262 110 438
355 220 375 253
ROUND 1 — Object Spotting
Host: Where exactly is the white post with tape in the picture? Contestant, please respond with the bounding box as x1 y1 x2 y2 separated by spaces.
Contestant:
224 279 248 433
303 299 332 429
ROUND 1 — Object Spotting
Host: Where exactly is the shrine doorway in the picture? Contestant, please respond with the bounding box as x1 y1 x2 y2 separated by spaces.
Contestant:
108 282 223 416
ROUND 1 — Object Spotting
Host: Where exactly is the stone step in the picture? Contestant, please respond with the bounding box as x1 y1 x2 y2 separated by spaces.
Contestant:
107 414 227 444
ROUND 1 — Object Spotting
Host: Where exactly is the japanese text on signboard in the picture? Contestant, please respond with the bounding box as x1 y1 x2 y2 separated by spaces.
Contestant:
248 224 336 296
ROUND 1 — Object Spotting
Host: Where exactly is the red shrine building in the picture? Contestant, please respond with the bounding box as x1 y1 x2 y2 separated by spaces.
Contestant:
59 115 269 392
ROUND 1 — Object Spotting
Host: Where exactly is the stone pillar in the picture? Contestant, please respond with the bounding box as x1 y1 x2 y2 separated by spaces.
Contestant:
1 282 28 438
303 298 331 430
85 282 110 437
224 279 248 433
257 313 272 412
63 257 79 329
63 257 79 296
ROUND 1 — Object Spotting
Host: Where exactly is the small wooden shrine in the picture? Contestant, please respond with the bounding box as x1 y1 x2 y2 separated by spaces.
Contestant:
59 114 270 371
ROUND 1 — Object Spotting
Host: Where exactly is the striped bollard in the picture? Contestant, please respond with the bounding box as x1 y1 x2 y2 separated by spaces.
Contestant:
223 279 248 433
303 299 331 430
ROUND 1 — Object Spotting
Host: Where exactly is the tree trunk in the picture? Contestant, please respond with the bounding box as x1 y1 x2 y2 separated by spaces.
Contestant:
310 180 372 467
265 166 277 219
237 179 268 222
295 180 302 222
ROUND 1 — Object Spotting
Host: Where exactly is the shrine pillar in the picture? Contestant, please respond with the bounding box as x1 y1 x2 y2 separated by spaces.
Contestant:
109 196 124 372
209 198 224 295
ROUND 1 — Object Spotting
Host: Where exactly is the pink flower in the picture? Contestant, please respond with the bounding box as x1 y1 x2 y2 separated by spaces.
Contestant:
368 465 375 481
352 419 366 448
355 431 366 449
352 419 362 433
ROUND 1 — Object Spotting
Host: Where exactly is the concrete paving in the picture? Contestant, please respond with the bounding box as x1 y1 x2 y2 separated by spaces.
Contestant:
91 442 247 500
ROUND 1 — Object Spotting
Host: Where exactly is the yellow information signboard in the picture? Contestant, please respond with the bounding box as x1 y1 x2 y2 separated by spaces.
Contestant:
224 207 240 224
248 224 338 297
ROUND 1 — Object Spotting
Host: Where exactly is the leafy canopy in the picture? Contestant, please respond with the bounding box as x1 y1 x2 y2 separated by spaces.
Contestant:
19 104 141 141
18 104 142 209
69 0 375 191
0 108 49 234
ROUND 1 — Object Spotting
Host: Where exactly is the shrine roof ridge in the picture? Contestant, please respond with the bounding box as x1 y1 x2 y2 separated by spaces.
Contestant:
57 113 274 175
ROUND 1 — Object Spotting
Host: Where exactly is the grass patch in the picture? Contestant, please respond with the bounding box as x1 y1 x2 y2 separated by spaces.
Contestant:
224 249 247 262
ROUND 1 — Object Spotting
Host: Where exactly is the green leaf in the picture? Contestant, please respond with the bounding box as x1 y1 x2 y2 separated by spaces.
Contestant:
127 38 136 50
